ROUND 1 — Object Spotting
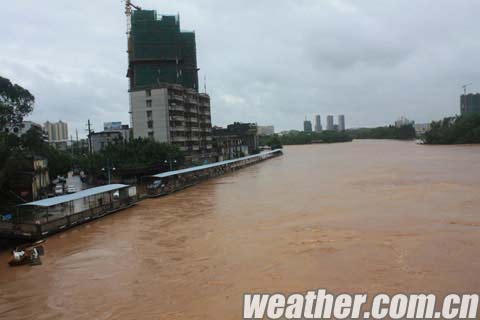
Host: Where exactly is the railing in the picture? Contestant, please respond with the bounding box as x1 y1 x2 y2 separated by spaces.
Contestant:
169 105 185 111
171 136 187 142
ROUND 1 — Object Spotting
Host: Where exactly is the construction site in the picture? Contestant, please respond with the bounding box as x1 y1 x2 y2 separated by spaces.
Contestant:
125 1 215 164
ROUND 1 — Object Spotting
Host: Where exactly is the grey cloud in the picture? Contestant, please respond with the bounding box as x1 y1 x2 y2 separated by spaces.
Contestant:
2 0 480 134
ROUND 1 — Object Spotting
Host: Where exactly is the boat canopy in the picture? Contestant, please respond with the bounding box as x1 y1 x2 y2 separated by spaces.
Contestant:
18 184 130 207
152 149 282 179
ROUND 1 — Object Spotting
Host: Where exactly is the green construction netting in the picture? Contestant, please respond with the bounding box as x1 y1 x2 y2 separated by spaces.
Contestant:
129 10 198 90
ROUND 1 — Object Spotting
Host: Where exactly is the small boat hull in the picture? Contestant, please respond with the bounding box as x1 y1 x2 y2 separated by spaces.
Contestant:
8 241 45 267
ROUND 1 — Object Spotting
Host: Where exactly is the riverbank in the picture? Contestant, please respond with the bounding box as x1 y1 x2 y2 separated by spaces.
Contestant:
0 150 283 247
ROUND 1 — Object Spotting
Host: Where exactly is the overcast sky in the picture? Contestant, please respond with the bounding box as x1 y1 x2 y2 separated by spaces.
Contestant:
2 0 480 136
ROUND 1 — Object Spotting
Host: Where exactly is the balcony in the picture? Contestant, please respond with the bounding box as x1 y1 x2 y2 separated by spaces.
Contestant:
169 105 184 112
185 117 199 124
169 94 184 102
206 144 213 149
170 115 185 121
171 136 187 142
186 96 197 104
171 126 186 131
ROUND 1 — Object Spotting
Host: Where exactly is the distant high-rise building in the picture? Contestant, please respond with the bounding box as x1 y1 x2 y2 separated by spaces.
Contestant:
303 120 312 132
44 121 68 142
326 115 334 131
394 116 414 128
338 115 345 131
314 115 322 132
257 125 275 136
460 93 480 115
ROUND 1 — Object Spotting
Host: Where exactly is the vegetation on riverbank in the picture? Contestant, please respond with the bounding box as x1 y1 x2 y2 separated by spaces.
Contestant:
260 130 352 146
0 76 183 204
423 113 480 144
347 124 416 140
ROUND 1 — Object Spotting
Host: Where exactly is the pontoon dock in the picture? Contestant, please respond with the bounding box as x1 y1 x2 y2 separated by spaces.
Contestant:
0 184 138 240
146 149 283 196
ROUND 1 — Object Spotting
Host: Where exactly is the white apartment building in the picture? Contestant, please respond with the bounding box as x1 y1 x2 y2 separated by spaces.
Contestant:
395 116 414 128
44 121 68 142
326 115 334 131
338 115 346 131
130 84 215 163
257 125 275 136
314 115 322 132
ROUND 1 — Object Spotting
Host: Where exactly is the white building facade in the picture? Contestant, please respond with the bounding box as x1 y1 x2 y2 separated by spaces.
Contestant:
338 115 346 131
257 125 275 136
130 84 215 163
44 121 68 142
326 115 334 131
314 115 322 132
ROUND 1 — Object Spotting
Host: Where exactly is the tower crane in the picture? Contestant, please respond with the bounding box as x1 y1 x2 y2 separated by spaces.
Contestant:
125 0 142 35
462 83 472 95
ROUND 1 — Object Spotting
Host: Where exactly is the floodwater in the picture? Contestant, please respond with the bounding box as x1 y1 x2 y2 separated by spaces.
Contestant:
1 140 480 319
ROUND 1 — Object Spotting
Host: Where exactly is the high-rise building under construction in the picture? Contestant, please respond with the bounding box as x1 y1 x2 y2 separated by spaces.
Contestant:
126 6 214 164
127 10 198 91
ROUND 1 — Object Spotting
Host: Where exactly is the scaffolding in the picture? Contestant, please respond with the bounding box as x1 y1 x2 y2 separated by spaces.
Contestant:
127 10 199 91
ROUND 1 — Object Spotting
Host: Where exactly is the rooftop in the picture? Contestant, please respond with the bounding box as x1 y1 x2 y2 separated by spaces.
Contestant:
19 184 130 207
152 149 282 179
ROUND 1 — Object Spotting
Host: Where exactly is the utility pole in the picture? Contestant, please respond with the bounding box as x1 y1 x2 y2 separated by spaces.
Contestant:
164 155 177 171
70 135 74 155
86 119 93 154
102 159 116 184
461 83 473 114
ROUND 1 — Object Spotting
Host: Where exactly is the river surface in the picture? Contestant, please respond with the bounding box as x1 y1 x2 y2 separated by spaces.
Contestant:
1 140 480 319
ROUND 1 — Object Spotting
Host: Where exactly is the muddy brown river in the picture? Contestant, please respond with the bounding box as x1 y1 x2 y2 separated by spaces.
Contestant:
1 140 480 319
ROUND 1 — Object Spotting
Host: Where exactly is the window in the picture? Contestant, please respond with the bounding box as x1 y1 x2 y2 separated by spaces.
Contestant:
146 110 152 119
146 100 152 108
148 132 154 139
146 89 151 97
147 120 154 129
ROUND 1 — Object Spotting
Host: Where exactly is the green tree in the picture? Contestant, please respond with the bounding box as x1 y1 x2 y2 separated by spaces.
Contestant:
347 124 416 140
259 131 352 146
0 76 35 128
424 114 480 144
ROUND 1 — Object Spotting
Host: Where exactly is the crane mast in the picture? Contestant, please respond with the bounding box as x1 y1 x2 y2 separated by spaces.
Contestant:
462 83 472 95
125 0 141 35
